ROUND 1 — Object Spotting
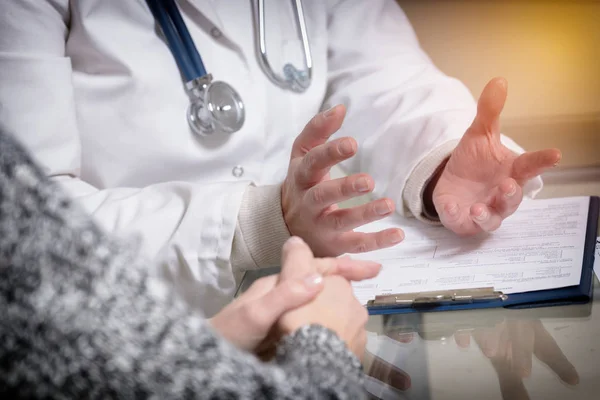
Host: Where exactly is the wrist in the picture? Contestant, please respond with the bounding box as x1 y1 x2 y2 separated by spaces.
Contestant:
422 158 449 218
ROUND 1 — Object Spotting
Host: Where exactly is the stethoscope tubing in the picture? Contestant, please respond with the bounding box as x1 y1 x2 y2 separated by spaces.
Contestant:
146 0 207 81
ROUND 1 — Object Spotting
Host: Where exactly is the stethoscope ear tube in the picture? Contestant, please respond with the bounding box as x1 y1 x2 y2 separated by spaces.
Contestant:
147 0 312 136
253 0 312 93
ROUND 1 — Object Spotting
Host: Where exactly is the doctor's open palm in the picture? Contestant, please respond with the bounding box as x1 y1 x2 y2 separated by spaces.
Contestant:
429 78 562 235
281 105 405 257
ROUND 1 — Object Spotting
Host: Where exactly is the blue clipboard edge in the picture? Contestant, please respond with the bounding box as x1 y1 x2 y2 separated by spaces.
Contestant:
369 196 600 316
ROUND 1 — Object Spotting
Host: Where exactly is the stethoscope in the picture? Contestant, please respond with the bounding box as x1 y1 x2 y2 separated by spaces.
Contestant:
145 0 313 137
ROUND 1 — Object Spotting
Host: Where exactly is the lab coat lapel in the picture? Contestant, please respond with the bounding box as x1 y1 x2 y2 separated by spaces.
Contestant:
185 0 225 31
181 0 248 62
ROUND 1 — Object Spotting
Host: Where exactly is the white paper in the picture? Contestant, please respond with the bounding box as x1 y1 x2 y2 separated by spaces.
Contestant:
352 197 591 305
595 237 600 280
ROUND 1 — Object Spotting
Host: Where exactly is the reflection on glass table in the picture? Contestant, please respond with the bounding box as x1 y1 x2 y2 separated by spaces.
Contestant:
363 277 599 400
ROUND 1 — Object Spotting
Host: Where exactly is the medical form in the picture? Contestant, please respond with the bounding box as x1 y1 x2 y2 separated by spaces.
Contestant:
351 197 592 306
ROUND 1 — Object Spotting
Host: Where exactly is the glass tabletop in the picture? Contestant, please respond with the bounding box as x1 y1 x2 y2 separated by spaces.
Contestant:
363 275 600 400
237 186 599 400
359 182 599 399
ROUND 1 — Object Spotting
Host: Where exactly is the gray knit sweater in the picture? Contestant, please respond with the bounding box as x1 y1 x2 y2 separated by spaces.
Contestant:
0 130 365 399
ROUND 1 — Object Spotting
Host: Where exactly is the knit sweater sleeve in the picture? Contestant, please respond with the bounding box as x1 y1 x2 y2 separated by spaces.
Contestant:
0 131 365 399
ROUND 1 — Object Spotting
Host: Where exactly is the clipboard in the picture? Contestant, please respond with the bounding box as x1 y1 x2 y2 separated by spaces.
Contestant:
367 196 600 315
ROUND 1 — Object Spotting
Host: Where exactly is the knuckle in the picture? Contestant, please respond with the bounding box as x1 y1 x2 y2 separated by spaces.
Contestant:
354 241 370 254
252 276 275 292
293 164 304 182
292 137 302 153
327 142 339 159
311 187 325 205
277 281 298 300
304 153 317 170
331 213 345 231
243 303 270 331
340 177 353 197
363 205 373 220
309 113 323 130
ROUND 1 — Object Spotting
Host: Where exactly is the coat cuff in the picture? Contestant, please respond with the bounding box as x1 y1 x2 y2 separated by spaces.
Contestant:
401 139 459 224
231 184 291 271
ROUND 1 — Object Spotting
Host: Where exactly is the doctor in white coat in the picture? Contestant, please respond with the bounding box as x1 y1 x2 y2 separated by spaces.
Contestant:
0 0 560 316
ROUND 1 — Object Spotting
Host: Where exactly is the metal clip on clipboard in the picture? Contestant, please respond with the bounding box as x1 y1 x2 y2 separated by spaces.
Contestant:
367 287 508 309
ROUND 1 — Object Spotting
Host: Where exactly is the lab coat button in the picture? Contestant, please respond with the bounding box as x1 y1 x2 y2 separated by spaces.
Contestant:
232 165 244 178
211 27 223 38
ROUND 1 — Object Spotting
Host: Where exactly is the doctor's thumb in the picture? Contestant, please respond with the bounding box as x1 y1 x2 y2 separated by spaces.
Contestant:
472 77 507 134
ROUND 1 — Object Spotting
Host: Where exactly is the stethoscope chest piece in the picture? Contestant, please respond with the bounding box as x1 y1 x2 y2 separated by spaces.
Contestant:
186 75 245 137
147 0 310 137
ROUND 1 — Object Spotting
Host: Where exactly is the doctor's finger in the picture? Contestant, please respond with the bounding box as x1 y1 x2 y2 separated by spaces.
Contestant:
337 228 404 254
296 138 358 187
307 174 374 209
470 203 503 232
279 236 318 281
322 198 395 231
291 104 346 159
511 149 561 184
438 202 480 237
492 178 523 219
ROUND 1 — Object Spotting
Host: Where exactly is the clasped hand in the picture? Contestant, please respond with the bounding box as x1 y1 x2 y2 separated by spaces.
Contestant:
210 237 379 359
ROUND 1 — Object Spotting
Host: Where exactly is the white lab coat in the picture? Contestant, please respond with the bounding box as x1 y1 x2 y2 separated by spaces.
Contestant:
0 0 540 316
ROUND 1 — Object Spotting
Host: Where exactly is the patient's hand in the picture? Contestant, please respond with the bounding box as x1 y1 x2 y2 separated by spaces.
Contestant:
210 237 381 353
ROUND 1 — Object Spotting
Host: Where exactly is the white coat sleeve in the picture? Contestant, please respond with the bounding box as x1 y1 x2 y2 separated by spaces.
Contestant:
0 0 254 316
323 0 543 221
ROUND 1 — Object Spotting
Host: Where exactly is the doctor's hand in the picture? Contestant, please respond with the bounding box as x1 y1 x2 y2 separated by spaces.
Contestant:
210 237 381 352
426 78 562 236
282 105 404 257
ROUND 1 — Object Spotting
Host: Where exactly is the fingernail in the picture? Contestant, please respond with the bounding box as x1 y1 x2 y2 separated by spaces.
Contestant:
303 273 323 288
474 209 488 221
554 152 562 167
375 199 392 215
389 230 404 244
505 184 516 197
566 372 580 386
324 105 337 118
338 139 355 156
353 177 370 193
